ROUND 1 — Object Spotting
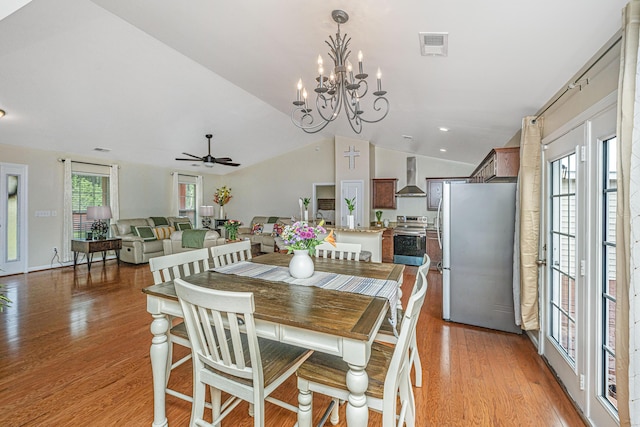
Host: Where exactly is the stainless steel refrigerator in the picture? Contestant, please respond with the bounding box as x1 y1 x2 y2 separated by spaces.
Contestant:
438 181 521 334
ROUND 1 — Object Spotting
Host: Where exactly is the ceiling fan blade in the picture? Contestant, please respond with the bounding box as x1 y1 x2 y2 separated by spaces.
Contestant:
176 158 201 161
181 152 203 160
213 157 232 162
215 159 241 167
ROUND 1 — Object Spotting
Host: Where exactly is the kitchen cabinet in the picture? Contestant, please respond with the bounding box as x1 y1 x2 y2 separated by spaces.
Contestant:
372 178 397 209
470 146 520 182
382 228 394 263
426 230 441 270
425 177 468 211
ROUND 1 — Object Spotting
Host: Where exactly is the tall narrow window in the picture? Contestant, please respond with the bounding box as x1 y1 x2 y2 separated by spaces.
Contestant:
71 173 110 239
6 175 19 261
601 137 617 410
549 153 577 362
178 175 196 225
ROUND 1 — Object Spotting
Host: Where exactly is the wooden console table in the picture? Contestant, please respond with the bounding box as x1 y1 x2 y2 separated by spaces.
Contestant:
72 238 122 271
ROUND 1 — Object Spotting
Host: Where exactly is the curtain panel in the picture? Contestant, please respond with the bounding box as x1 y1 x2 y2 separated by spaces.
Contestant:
617 2 640 424
518 117 543 331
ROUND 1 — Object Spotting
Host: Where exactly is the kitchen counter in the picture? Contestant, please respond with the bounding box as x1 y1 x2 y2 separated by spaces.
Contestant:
329 226 388 233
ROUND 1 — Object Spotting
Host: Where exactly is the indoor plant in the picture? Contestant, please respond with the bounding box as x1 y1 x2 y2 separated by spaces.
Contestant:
213 186 232 219
345 197 356 229
301 197 310 221
281 220 330 278
375 210 383 225
223 219 242 241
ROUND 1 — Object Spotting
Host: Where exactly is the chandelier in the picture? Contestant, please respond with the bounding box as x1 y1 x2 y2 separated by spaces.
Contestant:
291 10 389 134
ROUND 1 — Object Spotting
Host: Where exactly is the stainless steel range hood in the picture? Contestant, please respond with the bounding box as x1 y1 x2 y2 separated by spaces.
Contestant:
396 157 426 197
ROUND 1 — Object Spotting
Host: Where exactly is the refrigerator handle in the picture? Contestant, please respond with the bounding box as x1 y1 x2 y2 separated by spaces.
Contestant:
436 197 443 249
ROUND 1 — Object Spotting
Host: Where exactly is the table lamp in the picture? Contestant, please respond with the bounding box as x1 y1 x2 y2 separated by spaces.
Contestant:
200 205 215 229
86 205 112 239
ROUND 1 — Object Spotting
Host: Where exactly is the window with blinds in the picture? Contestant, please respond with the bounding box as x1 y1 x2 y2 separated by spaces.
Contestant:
72 173 110 239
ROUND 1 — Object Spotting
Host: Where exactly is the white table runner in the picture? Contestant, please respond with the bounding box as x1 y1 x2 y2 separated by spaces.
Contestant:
213 261 399 329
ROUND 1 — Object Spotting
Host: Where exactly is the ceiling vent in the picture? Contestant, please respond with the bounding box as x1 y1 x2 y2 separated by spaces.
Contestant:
419 32 448 57
93 147 111 152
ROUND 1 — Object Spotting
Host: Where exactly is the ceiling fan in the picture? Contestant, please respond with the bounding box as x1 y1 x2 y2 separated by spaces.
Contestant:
175 134 240 168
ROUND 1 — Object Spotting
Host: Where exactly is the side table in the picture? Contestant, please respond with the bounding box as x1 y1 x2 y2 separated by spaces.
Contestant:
71 238 122 271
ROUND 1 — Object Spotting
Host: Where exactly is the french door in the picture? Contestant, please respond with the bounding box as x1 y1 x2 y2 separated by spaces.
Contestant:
541 101 618 426
0 163 28 275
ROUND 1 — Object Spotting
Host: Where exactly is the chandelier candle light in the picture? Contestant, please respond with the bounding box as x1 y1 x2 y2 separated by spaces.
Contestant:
291 10 389 134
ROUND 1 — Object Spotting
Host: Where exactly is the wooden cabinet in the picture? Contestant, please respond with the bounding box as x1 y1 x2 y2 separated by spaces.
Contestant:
426 230 441 270
470 146 520 182
425 177 468 211
372 178 397 209
382 228 394 263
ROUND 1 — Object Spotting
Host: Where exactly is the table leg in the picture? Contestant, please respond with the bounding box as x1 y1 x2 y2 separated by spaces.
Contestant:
346 363 369 427
73 251 78 269
116 249 120 265
102 251 107 264
150 313 170 427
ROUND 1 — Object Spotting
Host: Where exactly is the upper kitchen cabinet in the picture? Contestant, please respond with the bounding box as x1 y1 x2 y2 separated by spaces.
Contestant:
372 178 397 209
470 147 520 182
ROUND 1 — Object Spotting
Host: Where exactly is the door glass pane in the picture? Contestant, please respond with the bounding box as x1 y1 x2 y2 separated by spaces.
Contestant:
6 175 18 261
549 153 577 364
601 137 617 410
178 182 196 225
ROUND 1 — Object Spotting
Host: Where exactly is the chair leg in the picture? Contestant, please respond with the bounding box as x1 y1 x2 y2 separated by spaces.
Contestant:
210 387 221 427
248 403 254 417
330 398 340 425
297 379 313 427
191 377 206 427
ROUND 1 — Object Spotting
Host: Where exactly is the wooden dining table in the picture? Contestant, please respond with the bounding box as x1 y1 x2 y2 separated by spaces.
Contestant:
142 252 404 427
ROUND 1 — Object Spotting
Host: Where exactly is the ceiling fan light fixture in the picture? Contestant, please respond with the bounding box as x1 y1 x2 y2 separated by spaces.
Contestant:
203 161 215 168
0 109 5 118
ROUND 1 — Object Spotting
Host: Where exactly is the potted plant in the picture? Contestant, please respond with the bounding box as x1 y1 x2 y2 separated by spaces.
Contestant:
213 186 232 219
345 197 356 229
223 219 242 241
375 210 383 226
301 197 311 221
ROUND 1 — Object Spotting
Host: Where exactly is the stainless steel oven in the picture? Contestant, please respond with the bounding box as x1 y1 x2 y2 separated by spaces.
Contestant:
393 216 428 266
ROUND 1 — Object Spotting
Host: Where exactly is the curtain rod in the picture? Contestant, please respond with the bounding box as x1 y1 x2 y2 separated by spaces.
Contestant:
533 35 622 123
58 158 118 168
170 172 200 178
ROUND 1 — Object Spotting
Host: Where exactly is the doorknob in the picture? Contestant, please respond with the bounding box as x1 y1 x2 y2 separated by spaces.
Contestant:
536 259 547 266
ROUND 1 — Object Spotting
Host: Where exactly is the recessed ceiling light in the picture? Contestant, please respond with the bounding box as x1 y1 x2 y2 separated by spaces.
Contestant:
440 148 447 152
439 127 449 132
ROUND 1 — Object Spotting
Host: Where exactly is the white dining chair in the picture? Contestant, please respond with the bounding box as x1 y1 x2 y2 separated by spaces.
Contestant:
296 255 429 427
314 242 362 261
376 254 430 388
210 240 252 268
174 278 314 427
148 248 211 403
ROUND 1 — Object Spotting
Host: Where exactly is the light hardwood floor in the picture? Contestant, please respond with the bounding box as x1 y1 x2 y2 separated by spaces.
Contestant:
0 259 585 426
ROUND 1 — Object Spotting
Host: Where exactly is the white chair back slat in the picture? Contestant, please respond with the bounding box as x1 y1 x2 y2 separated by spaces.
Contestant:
175 278 259 383
314 242 362 261
149 248 211 284
211 240 252 268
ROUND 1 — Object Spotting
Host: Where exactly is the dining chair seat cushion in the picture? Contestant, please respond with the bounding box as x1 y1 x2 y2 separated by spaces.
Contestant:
203 334 312 389
296 341 393 400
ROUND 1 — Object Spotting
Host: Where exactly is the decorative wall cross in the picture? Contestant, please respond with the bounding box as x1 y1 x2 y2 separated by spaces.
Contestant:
343 145 360 169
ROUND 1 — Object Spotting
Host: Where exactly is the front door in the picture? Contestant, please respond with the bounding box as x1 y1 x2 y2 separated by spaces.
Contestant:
340 180 364 227
0 163 28 275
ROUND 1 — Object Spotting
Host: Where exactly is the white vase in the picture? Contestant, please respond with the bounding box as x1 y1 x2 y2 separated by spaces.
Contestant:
347 215 355 229
219 206 225 219
304 210 309 222
289 249 315 279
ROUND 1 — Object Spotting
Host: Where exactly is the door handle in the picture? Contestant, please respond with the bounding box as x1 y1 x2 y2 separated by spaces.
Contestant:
536 259 547 266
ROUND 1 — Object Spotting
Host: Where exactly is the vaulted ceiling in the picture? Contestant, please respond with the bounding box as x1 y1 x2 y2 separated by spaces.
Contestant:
0 0 628 173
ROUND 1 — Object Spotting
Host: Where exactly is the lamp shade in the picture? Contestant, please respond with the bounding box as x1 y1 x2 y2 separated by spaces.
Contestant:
86 205 112 220
200 205 215 217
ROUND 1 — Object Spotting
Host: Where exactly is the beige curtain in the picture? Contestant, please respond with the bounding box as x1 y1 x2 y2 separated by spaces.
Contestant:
616 2 640 425
61 158 73 263
518 116 543 330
